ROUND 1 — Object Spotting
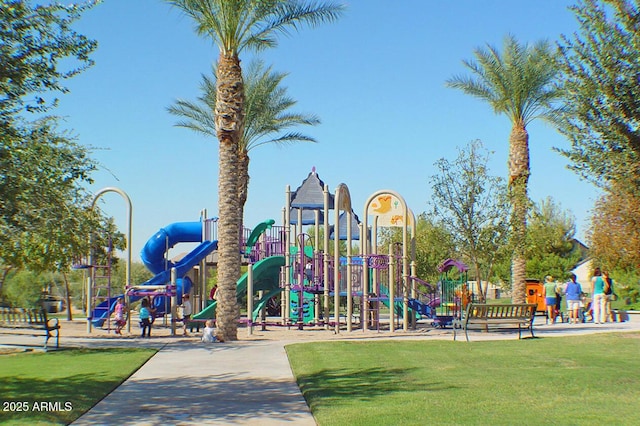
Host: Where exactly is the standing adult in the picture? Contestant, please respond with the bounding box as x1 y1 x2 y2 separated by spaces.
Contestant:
590 268 606 324
209 284 218 301
602 270 615 322
564 274 582 324
555 280 565 322
543 275 558 324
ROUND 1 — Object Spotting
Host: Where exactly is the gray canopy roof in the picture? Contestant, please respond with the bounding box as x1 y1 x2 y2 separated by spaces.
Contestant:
289 208 325 225
290 168 335 210
329 210 361 240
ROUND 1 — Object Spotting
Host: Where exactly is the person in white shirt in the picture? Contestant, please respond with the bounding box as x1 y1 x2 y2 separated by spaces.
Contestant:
182 293 192 336
201 319 217 343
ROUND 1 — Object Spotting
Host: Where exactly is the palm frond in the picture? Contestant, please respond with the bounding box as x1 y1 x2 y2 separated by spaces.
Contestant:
167 0 344 54
167 99 217 138
243 1 345 52
447 34 563 127
167 58 320 151
250 131 317 149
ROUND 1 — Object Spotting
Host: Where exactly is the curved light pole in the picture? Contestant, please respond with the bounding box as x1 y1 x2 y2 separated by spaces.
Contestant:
87 187 133 332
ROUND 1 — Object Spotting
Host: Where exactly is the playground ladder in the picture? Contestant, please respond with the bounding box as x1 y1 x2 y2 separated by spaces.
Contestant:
364 294 381 331
91 238 114 331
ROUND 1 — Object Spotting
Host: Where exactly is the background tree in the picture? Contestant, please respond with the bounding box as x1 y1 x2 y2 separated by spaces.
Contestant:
588 182 640 276
556 0 640 195
413 214 456 286
304 225 349 257
0 1 113 317
168 59 320 235
525 197 581 282
378 214 471 293
428 140 510 301
0 119 105 293
1 0 100 276
447 35 563 303
110 261 154 294
3 270 49 308
0 0 97 120
166 0 343 341
556 0 640 302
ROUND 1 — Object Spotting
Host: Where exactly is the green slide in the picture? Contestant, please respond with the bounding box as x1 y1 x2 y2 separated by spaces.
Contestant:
193 255 285 321
251 286 283 319
379 284 420 320
244 219 275 255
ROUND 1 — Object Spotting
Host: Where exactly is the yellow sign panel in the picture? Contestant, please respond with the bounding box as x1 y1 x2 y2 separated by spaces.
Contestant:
367 193 409 227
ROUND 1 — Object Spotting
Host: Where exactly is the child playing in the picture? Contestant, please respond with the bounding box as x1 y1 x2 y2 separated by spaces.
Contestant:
305 260 313 283
182 294 192 336
201 319 217 343
113 297 126 335
139 298 152 338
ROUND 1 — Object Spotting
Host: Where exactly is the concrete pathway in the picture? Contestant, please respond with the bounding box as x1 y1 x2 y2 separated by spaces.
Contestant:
72 339 315 426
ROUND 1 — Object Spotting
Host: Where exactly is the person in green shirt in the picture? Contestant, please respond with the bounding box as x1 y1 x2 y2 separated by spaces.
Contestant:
543 275 559 324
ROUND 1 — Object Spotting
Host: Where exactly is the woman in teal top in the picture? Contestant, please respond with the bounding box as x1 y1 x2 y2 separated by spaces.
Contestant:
591 268 606 324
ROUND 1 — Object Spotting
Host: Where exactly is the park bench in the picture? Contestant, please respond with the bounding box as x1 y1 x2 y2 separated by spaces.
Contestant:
453 303 537 342
0 307 60 350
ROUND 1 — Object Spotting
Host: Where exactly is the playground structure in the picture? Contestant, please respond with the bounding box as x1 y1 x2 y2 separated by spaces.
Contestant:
84 214 219 335
194 168 455 333
88 169 473 335
432 259 470 328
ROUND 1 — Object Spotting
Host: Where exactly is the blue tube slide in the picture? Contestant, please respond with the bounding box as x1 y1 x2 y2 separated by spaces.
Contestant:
137 222 217 316
92 221 215 327
140 221 203 274
140 240 217 287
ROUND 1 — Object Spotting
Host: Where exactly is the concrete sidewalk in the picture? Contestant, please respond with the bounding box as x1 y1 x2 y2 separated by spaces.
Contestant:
72 339 316 425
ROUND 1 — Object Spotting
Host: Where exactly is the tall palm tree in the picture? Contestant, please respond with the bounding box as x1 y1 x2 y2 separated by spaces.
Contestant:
167 59 320 236
446 35 563 303
166 0 343 341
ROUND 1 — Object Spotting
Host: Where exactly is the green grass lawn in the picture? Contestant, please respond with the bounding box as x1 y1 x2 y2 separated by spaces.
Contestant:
0 347 156 425
287 332 640 425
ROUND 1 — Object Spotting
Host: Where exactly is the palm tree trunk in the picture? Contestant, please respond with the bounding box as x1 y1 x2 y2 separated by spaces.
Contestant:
508 124 530 304
238 150 250 244
215 53 244 341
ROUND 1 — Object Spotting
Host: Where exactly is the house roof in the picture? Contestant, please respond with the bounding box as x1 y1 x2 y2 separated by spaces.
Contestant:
571 238 590 263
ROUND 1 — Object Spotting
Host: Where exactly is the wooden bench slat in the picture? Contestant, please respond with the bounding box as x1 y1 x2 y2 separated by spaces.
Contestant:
453 303 536 342
0 307 60 350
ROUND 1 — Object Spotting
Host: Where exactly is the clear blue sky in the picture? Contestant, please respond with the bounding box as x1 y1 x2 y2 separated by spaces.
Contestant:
55 0 599 261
